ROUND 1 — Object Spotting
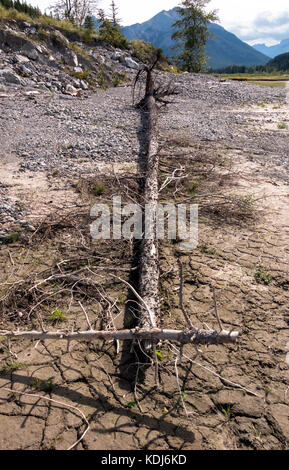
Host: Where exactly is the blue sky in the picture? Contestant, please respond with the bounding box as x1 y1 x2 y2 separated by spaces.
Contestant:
27 1 289 45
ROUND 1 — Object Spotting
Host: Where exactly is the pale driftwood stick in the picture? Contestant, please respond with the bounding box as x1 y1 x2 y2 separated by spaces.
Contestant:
0 327 239 345
78 301 93 330
212 286 223 331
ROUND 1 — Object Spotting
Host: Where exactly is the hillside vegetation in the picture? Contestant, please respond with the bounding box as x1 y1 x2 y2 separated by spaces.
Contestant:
268 52 289 72
0 2 172 71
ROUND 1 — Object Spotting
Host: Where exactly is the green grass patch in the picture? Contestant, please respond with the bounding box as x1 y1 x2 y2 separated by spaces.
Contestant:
0 232 20 245
47 307 68 325
71 70 91 80
91 183 106 196
250 81 287 88
254 266 273 285
278 122 288 129
199 245 217 256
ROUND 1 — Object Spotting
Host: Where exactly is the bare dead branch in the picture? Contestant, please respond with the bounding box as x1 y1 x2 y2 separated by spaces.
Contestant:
0 327 239 345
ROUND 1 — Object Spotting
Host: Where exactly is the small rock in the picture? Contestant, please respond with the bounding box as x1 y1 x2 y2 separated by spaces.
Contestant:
63 84 81 96
18 64 31 75
80 80 88 90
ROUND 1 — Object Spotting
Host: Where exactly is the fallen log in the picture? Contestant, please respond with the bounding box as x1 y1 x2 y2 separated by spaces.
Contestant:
0 66 241 365
138 64 160 337
0 327 239 345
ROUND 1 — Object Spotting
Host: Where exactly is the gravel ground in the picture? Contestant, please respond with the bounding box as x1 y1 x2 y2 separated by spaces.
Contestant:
0 73 288 230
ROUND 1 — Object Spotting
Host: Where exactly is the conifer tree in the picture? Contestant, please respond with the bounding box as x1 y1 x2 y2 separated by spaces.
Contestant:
172 0 218 72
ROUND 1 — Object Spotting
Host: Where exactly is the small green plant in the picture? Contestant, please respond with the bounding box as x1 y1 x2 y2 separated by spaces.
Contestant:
126 400 137 408
277 122 288 130
125 316 134 328
155 350 163 360
50 169 60 177
254 266 273 285
237 195 255 215
1 232 20 245
112 72 127 87
97 72 109 89
69 43 83 54
47 307 68 325
71 70 91 81
186 181 199 196
91 183 106 196
221 404 231 420
32 377 54 393
4 362 28 372
199 244 217 255
37 27 49 41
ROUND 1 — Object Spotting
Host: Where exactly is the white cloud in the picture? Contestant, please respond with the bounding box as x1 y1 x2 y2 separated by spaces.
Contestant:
248 38 281 47
209 0 289 42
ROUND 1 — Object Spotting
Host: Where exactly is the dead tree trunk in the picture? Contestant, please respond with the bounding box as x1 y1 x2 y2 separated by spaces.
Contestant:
138 66 160 341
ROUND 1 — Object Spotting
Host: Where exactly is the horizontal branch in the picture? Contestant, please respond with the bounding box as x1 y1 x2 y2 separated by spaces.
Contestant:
0 328 239 346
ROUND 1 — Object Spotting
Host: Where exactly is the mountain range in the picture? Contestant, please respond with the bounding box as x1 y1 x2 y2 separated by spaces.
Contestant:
121 9 270 70
253 39 289 59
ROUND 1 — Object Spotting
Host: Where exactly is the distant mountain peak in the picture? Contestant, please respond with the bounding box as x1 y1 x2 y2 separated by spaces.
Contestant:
253 39 289 59
122 8 269 69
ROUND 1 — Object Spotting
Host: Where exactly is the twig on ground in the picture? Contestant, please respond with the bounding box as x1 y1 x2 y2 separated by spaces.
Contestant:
168 342 260 398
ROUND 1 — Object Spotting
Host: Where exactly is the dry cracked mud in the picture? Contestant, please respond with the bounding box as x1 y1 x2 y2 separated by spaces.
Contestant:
0 75 289 450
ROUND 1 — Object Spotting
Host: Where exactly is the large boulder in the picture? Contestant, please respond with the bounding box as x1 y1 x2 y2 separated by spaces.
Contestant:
62 50 78 67
21 44 39 61
12 54 30 64
0 30 42 61
111 51 140 69
51 30 70 46
0 29 32 50
0 68 21 85
123 56 139 70
111 51 123 62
